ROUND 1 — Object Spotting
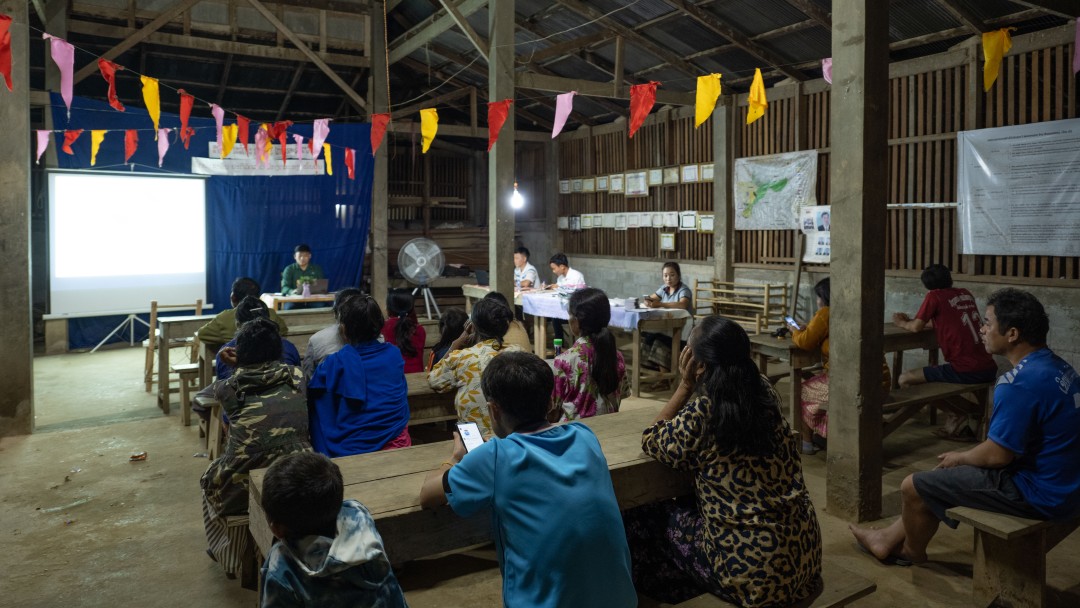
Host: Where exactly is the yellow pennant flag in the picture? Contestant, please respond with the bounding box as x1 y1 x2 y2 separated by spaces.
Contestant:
746 68 767 125
221 124 238 158
90 130 106 166
323 143 333 175
420 108 439 154
695 74 722 128
982 28 1014 92
141 76 160 139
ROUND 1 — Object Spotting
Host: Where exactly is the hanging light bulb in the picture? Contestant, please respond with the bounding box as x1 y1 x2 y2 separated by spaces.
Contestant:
510 181 525 210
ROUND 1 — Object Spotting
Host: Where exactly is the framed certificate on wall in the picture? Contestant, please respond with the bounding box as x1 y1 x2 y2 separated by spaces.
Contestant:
659 232 676 251
625 171 648 197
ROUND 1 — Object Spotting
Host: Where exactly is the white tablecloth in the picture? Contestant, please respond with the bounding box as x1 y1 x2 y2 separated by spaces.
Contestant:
521 292 691 331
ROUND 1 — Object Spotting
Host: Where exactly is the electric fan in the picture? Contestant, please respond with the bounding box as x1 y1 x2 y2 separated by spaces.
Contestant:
397 237 445 319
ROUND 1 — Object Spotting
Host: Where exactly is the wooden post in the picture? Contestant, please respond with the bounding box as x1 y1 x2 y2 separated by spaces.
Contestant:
0 0 34 436
369 1 389 310
546 139 561 257
712 95 735 282
826 0 890 522
488 0 515 300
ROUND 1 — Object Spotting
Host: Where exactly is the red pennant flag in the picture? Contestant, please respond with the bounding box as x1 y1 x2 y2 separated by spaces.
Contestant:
308 139 315 158
628 81 660 138
345 147 356 180
237 115 251 155
267 121 293 166
487 99 513 152
61 129 83 155
370 113 390 156
97 59 125 111
0 14 12 92
178 89 196 149
124 129 138 163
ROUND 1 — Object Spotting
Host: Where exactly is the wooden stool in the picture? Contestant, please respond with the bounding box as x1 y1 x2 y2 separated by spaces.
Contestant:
172 363 200 427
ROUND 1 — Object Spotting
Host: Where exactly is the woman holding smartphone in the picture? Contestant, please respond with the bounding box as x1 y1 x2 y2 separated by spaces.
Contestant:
641 261 693 373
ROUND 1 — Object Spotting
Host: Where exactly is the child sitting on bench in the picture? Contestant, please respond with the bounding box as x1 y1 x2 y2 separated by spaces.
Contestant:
260 451 406 607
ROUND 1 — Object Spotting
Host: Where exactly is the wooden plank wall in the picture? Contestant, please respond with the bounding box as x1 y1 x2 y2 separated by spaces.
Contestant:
556 26 1079 285
387 149 470 223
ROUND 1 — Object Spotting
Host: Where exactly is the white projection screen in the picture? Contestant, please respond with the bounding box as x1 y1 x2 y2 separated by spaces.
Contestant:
48 171 209 317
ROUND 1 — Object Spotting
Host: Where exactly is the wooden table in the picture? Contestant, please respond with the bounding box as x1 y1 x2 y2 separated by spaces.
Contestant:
405 372 456 425
461 284 524 313
749 325 938 427
248 405 691 565
156 314 214 414
260 293 335 311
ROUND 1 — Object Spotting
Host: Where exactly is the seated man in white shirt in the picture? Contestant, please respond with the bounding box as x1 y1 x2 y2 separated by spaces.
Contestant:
513 247 539 290
548 253 586 344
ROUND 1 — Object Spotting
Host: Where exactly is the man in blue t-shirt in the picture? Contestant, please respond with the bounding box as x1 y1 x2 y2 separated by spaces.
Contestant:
419 351 638 608
852 288 1080 566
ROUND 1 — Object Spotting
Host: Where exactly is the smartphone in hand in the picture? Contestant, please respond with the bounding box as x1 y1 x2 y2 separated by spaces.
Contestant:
457 422 485 453
785 316 803 331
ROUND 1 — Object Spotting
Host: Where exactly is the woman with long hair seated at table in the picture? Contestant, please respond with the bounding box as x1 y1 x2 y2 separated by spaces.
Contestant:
382 288 426 373
428 298 524 437
625 316 822 607
308 295 411 457
552 288 630 421
791 277 890 454
200 316 311 578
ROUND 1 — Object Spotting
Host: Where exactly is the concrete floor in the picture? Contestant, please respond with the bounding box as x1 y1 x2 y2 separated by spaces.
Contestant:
3 346 1080 607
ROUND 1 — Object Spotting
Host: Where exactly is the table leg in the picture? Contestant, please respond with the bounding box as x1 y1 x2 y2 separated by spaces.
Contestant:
755 353 769 375
670 326 682 386
632 328 642 398
892 351 903 389
790 366 802 430
534 316 546 357
158 322 170 415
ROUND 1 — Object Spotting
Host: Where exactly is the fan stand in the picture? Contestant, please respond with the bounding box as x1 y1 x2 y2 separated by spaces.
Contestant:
412 282 442 320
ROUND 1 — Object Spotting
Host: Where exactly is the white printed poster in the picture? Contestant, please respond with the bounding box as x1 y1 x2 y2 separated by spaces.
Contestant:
734 150 818 230
958 118 1080 256
800 205 831 264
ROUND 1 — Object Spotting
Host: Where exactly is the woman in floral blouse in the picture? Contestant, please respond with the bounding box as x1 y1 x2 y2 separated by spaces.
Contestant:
553 288 630 421
428 298 523 437
625 315 822 607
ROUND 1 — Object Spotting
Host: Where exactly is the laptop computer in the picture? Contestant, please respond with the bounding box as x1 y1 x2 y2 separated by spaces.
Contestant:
296 278 329 294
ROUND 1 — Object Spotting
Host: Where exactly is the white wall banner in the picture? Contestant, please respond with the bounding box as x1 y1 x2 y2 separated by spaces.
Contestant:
958 118 1080 256
733 150 818 230
192 142 325 176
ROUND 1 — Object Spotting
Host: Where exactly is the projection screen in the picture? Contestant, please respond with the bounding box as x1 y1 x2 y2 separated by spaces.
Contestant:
48 171 208 317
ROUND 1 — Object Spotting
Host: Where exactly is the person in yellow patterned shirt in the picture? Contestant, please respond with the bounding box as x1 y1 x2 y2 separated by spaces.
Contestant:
428 299 524 437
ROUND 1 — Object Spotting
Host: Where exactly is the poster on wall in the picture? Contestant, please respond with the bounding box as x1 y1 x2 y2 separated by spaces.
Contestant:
800 205 831 264
733 150 818 230
559 180 571 194
625 171 649 197
958 118 1080 256
610 174 624 193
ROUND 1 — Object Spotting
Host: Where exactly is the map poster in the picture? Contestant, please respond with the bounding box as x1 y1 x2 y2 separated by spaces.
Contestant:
958 118 1080 256
800 205 831 264
733 150 818 230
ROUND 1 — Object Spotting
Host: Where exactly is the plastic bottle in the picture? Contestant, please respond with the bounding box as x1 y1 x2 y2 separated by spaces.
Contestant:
302 282 311 297
553 338 563 357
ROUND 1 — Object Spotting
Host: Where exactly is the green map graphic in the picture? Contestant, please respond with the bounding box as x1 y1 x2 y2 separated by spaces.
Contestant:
739 177 789 218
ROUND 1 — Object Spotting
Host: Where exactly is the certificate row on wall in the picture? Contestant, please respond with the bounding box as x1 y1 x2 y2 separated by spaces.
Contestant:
559 164 715 196
558 212 715 233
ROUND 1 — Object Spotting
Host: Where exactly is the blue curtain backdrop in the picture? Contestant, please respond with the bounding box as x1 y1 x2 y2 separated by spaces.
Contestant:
51 94 373 348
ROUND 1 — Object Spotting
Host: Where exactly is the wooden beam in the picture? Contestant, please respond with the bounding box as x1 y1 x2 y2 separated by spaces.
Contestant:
612 36 624 98
276 63 306 121
369 0 389 316
517 71 695 106
66 20 369 67
523 31 613 64
935 0 990 33
216 54 233 102
553 0 703 78
1006 0 1080 18
661 0 806 81
391 87 473 119
245 0 368 110
389 120 550 142
29 0 46 23
488 0 515 299
335 70 366 117
72 0 205 85
783 0 831 28
438 0 489 58
388 0 487 64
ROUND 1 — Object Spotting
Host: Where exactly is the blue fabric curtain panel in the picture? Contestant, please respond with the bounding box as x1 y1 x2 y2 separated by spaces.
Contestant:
51 94 373 349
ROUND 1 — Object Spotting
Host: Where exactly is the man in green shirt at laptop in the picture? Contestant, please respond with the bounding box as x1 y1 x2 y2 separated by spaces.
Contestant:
281 244 330 310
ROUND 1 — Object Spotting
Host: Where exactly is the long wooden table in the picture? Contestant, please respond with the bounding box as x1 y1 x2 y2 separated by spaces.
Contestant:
260 293 335 311
248 405 690 565
156 314 214 413
749 325 939 427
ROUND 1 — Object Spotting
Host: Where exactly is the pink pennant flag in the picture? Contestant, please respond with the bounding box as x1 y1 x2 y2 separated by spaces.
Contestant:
157 128 171 167
42 34 74 119
552 92 576 139
254 127 268 168
211 104 225 153
293 134 305 160
1074 21 1079 75
311 119 330 171
822 58 833 84
35 130 50 164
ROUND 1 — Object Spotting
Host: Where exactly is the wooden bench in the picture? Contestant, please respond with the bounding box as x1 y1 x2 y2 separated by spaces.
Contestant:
946 506 1080 608
171 363 200 427
223 515 258 590
882 381 992 438
671 560 876 607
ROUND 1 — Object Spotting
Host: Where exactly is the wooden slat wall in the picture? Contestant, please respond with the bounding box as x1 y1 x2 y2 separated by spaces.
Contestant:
387 149 470 223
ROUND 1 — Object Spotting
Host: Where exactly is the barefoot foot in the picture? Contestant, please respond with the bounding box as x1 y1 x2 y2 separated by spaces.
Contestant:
849 524 899 562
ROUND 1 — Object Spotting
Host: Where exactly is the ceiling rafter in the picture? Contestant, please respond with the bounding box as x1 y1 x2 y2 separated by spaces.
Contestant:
935 0 991 33
388 0 487 64
782 0 831 29
437 0 489 58
1005 0 1080 18
276 62 306 121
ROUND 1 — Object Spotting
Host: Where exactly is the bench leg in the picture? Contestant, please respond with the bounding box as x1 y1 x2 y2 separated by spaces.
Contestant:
972 529 1046 608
